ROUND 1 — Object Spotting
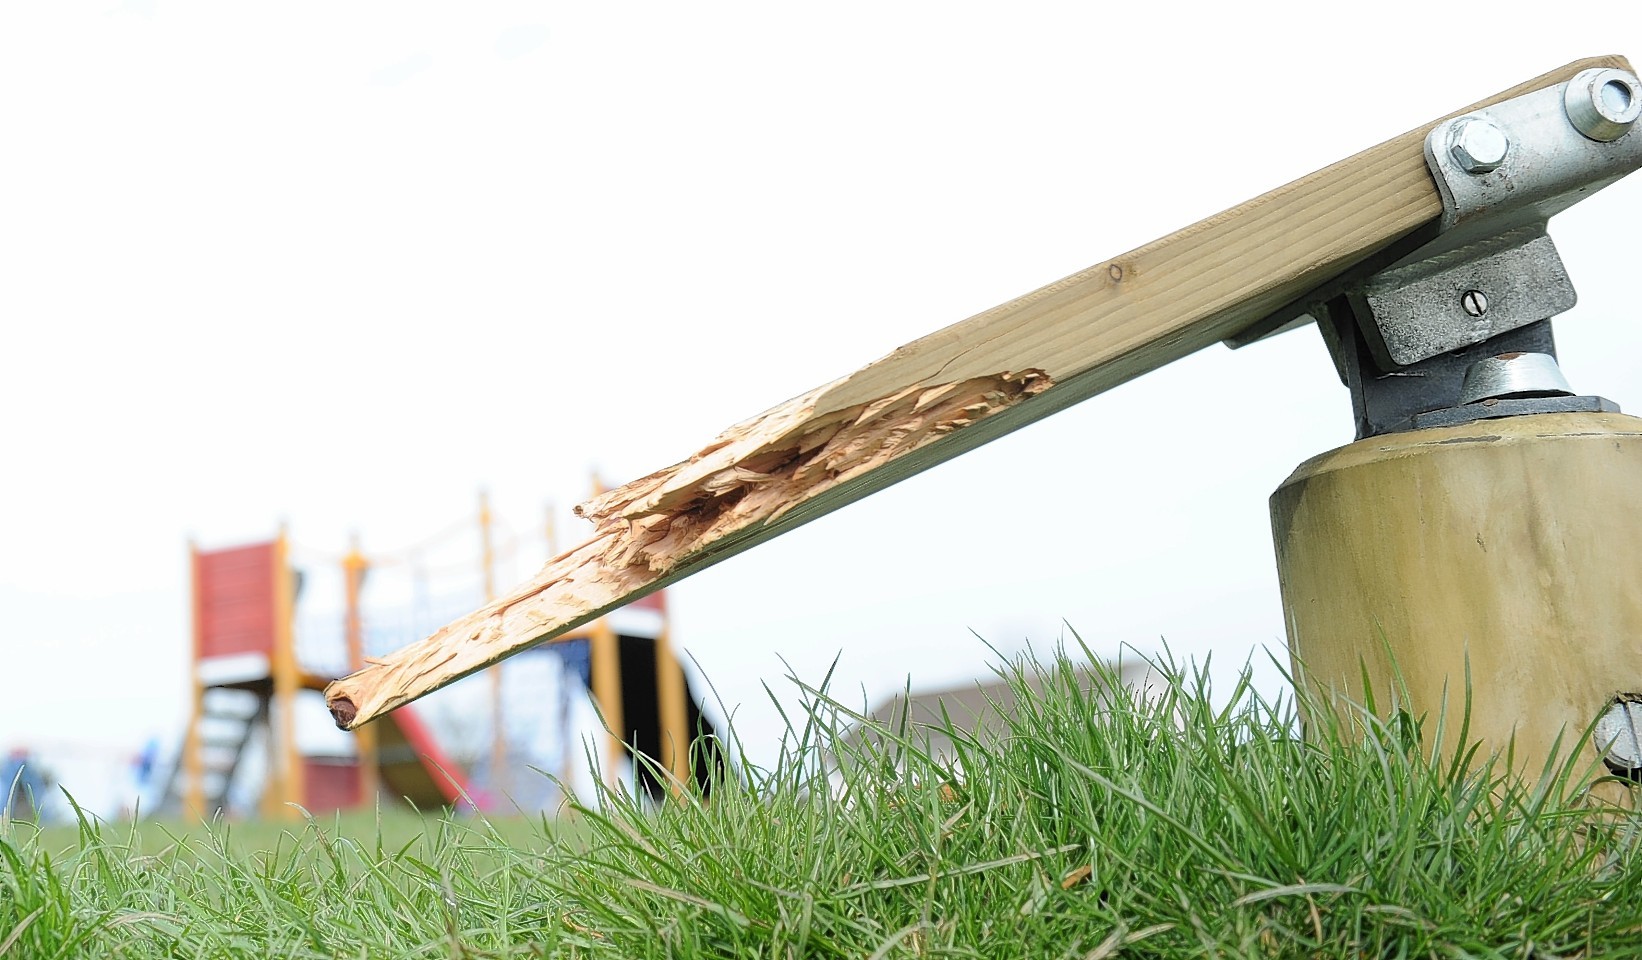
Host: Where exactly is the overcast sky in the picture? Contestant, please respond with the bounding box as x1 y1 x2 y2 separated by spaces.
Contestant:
4 3 1640 812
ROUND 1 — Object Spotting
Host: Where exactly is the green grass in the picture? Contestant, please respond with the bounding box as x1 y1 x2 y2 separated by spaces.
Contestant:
30 809 551 864
6 645 1642 958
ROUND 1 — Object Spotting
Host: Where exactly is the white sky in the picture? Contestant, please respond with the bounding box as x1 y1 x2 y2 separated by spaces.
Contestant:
4 2 1641 810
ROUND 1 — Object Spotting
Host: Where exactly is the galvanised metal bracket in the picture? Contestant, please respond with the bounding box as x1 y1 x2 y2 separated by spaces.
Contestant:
1233 67 1642 438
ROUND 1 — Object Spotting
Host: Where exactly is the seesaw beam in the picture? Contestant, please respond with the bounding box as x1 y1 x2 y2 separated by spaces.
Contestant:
326 55 1630 730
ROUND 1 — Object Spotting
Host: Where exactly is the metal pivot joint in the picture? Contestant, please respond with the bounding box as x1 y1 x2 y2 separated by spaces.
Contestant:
1234 67 1642 438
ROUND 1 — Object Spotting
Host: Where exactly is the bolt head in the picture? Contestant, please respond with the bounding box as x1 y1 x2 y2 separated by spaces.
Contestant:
1449 117 1509 174
1564 68 1642 143
1595 700 1642 774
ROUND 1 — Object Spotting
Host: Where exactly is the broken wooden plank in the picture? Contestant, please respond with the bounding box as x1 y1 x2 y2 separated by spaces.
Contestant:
326 55 1630 730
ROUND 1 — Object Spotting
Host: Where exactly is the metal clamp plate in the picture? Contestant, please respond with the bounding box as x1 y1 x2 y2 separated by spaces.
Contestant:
1229 68 1642 366
1353 225 1576 369
1355 72 1642 367
1423 72 1642 255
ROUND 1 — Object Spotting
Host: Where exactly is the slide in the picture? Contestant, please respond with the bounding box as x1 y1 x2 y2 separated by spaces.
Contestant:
373 704 487 810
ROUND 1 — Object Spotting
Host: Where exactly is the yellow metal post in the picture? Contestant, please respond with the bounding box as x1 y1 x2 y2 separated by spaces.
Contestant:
654 628 689 795
589 618 624 787
542 501 579 794
479 489 497 603
266 527 303 819
342 538 377 807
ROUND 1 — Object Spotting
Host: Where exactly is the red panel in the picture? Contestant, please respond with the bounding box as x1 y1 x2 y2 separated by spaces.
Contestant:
302 759 361 813
630 589 667 614
197 543 276 659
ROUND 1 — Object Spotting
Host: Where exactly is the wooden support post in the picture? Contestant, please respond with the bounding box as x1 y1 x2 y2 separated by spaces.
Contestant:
325 55 1633 730
1272 412 1642 782
184 541 205 819
342 540 377 807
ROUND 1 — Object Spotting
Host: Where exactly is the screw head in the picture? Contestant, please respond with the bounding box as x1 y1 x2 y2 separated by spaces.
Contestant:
1564 68 1642 143
1448 117 1509 174
1460 289 1488 318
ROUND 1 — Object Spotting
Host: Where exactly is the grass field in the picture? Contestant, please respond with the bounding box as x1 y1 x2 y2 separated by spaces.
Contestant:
6 646 1642 958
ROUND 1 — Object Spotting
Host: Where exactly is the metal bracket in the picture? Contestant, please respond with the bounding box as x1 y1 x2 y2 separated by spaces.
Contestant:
1424 69 1642 253
1351 225 1574 370
1230 67 1641 438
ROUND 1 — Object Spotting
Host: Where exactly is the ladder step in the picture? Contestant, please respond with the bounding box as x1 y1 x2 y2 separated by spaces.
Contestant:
201 690 265 720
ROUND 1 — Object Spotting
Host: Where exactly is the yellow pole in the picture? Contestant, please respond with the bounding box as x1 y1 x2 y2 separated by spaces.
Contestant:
546 501 579 794
584 471 627 787
481 491 505 800
184 541 205 819
479 490 497 603
268 526 303 819
654 625 689 796
343 537 377 807
589 618 624 787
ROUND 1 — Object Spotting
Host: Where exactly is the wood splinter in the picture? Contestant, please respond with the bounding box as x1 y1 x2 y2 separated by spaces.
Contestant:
324 56 1626 731
326 369 1050 729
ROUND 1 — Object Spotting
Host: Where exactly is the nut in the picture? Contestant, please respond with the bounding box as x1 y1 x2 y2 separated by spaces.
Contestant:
1564 68 1642 143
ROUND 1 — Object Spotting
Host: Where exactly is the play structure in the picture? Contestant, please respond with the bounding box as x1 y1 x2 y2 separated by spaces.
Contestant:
323 57 1642 789
2 750 56 823
160 497 721 820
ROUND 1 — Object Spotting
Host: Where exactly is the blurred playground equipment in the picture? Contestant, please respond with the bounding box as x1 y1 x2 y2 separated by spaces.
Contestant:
155 493 721 820
2 749 57 823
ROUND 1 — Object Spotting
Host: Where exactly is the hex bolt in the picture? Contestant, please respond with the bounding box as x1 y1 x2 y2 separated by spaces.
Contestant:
1564 67 1642 142
1448 116 1509 174
1594 699 1642 778
1460 289 1488 318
